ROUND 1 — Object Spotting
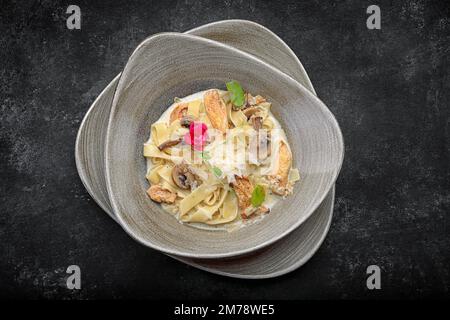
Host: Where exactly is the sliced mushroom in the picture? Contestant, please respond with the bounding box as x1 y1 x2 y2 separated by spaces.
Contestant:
243 106 262 119
157 137 182 151
169 103 188 123
147 185 177 203
180 115 195 128
250 115 263 131
244 92 256 108
172 163 201 190
244 93 266 109
248 129 271 163
257 130 271 160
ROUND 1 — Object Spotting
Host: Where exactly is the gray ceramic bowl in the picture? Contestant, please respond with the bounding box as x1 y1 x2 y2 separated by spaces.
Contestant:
76 20 337 278
105 32 344 258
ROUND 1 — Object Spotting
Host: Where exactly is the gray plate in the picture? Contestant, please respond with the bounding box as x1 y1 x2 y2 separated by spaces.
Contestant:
75 20 335 278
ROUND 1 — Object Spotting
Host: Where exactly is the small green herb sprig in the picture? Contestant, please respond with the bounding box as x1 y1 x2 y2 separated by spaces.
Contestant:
200 151 222 179
251 185 266 207
226 80 245 108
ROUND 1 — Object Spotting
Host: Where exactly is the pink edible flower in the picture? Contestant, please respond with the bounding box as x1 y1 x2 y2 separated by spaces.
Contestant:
184 121 208 151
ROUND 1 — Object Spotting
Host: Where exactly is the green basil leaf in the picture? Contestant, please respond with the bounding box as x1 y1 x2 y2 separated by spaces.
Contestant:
226 80 245 107
251 185 266 207
212 166 222 178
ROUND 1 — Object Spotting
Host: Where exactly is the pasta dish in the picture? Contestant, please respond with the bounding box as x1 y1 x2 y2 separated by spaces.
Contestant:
143 81 299 231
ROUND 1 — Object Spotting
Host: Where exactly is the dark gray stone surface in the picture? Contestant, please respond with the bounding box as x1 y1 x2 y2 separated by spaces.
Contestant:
0 0 449 299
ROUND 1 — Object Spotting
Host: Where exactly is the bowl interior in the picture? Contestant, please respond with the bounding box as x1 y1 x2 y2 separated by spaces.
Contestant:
106 33 343 258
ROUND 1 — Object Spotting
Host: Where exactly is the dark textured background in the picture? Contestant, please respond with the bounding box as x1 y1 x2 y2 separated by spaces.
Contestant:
0 0 449 299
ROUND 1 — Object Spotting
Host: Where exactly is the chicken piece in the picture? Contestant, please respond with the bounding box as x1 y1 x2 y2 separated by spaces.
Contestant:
269 141 292 195
204 90 228 133
276 141 292 185
147 185 177 204
169 103 188 123
231 176 253 211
